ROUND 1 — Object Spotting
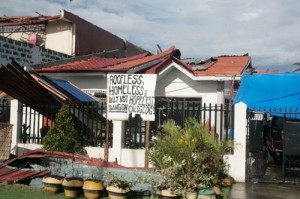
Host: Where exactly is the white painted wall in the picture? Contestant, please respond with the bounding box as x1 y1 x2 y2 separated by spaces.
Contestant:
10 100 20 155
43 74 107 90
45 20 74 55
225 102 247 182
156 68 219 104
155 67 224 129
121 149 146 167
16 143 43 156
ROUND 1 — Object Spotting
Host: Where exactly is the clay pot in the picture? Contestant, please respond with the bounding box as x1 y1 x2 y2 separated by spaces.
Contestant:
156 189 181 199
185 191 198 199
42 176 63 193
62 177 83 197
83 180 104 199
106 186 130 199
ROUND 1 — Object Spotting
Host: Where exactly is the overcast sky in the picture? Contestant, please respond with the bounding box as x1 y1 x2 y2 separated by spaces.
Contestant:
1 0 300 72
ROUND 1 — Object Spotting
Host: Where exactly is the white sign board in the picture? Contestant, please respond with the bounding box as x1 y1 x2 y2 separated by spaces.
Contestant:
107 74 157 121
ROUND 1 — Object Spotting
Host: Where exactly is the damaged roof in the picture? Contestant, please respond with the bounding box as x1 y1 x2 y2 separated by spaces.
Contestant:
0 61 59 105
32 46 251 77
146 55 251 77
33 46 175 73
0 149 125 184
0 10 148 57
0 15 60 27
0 61 97 105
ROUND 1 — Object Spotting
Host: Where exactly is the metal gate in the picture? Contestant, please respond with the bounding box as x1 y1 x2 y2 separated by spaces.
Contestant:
246 108 300 184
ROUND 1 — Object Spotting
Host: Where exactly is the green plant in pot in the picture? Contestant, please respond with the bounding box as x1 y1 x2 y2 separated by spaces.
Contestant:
104 172 133 199
146 147 183 198
42 157 65 194
147 118 228 199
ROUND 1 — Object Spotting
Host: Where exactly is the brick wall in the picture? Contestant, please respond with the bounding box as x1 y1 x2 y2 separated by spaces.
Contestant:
0 36 70 67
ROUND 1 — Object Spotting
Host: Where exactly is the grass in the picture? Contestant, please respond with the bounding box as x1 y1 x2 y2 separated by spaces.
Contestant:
0 183 76 199
0 183 231 199
0 183 156 199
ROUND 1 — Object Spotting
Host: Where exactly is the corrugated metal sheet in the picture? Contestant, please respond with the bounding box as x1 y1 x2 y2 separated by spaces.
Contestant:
0 61 97 107
0 61 59 105
181 57 212 65
0 15 60 27
0 165 49 184
62 9 148 57
0 149 127 184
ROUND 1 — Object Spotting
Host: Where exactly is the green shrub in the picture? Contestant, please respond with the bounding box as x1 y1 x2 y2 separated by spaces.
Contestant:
43 105 85 154
147 118 227 194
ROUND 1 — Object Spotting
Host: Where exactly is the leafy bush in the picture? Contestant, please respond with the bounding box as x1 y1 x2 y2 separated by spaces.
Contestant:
104 172 133 190
43 105 85 154
147 118 227 194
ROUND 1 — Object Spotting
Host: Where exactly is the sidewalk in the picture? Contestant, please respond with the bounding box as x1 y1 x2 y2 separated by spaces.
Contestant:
229 182 300 199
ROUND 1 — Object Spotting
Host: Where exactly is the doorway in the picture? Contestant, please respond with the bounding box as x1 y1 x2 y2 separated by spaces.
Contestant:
246 109 300 184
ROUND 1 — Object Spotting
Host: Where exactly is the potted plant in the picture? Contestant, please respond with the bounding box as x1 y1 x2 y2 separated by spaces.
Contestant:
62 162 84 198
62 177 84 198
42 157 64 194
104 172 133 199
83 167 105 199
147 118 228 199
42 175 64 194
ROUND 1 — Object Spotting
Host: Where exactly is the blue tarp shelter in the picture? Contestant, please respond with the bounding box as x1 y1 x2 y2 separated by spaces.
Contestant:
233 73 300 118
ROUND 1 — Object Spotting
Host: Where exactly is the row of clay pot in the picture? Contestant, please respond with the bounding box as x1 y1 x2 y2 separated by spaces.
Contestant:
42 176 104 199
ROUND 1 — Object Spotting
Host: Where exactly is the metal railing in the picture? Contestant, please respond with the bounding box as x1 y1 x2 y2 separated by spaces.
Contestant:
124 97 234 149
19 103 113 147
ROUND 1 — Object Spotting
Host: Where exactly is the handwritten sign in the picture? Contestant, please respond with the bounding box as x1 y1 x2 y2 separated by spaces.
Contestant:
107 74 157 121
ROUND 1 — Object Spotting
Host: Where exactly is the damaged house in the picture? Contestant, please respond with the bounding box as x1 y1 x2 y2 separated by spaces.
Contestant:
0 10 258 183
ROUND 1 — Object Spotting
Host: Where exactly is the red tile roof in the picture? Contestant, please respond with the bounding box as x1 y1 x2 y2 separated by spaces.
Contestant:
146 55 251 76
34 46 175 73
194 56 251 76
34 46 250 77
34 52 149 72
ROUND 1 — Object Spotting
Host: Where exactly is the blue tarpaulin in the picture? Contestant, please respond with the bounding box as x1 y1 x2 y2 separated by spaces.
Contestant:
233 73 300 117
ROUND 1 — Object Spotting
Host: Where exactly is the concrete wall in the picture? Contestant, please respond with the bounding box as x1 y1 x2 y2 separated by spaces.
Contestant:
0 36 70 67
225 102 247 182
45 20 75 56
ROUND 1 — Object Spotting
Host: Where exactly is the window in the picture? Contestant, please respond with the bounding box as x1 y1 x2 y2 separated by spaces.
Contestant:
123 97 202 149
